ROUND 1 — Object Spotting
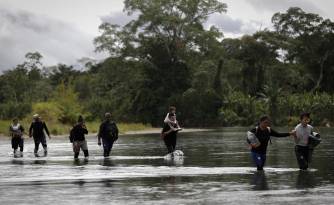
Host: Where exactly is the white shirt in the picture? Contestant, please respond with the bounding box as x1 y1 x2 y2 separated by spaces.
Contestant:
294 123 313 146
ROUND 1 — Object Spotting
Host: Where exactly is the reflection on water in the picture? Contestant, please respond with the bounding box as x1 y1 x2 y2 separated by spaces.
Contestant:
100 158 114 167
0 128 333 204
296 170 316 189
251 171 269 190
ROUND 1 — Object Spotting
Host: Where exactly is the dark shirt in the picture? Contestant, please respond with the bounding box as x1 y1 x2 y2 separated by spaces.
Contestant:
250 127 289 154
29 121 50 138
162 123 177 139
98 120 119 140
71 124 88 141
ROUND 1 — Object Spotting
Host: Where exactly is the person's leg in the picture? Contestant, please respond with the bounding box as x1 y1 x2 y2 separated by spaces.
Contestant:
295 146 308 170
171 134 177 152
251 151 266 171
41 136 48 156
81 140 89 158
19 138 24 157
12 138 19 154
34 138 40 156
164 137 173 154
73 141 80 159
19 138 24 152
74 152 79 159
103 139 113 157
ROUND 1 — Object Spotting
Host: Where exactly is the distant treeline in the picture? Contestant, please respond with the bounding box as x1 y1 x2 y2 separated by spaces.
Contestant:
1 1 334 127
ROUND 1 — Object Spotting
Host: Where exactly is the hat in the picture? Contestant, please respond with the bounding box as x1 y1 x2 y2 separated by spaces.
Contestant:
78 115 84 123
33 114 39 119
105 112 112 119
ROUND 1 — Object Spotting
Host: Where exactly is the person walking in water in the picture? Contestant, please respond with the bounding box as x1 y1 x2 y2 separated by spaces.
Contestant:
29 114 51 157
97 112 119 157
9 118 25 157
247 115 295 171
161 113 182 154
293 112 319 170
70 115 89 159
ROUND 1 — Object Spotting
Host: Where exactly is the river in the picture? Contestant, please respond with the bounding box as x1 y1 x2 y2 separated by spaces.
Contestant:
0 127 333 204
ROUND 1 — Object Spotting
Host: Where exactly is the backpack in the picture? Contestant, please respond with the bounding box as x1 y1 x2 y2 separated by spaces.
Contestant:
104 122 118 141
246 126 271 145
69 127 75 143
308 132 321 149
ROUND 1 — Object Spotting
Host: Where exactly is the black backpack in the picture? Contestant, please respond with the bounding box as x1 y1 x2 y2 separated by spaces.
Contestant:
69 127 75 143
104 122 118 141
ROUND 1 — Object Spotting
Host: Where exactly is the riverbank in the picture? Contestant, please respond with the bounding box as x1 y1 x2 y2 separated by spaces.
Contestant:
0 120 152 138
0 119 211 138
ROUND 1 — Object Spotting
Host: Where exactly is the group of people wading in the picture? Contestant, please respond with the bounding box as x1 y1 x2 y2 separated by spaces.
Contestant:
247 113 321 171
9 112 119 159
8 106 320 171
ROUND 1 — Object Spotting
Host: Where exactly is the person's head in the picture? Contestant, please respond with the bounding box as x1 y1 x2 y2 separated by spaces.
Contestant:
13 118 18 124
33 114 40 121
77 115 84 125
169 106 176 114
300 112 311 126
259 115 271 129
168 113 176 121
105 112 112 121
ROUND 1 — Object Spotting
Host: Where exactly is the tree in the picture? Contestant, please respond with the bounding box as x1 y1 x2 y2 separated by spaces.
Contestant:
272 7 334 92
94 0 227 125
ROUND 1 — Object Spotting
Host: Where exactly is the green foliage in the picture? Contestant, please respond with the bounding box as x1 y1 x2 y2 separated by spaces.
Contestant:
220 91 267 126
52 82 87 124
0 103 31 120
2 5 334 129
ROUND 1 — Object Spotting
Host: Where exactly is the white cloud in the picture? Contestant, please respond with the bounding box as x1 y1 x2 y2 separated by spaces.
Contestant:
100 11 137 26
246 0 322 14
0 7 100 71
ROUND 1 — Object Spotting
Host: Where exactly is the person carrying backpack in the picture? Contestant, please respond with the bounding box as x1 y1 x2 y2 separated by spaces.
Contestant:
70 115 89 159
247 115 295 171
97 112 119 157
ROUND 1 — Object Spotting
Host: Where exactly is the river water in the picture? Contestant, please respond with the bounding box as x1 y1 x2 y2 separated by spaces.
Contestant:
0 128 333 204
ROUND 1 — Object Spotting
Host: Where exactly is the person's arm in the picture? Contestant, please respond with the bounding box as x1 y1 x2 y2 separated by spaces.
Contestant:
168 122 179 131
114 123 119 138
43 122 51 139
163 113 169 123
20 125 25 133
9 126 13 137
29 123 33 138
19 125 25 138
270 128 291 137
97 123 103 145
82 124 88 134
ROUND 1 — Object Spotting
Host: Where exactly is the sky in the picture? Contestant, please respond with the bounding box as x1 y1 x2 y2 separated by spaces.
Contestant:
0 0 333 71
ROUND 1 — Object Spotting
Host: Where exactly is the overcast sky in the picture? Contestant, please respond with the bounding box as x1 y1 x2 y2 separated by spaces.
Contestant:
0 0 333 71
